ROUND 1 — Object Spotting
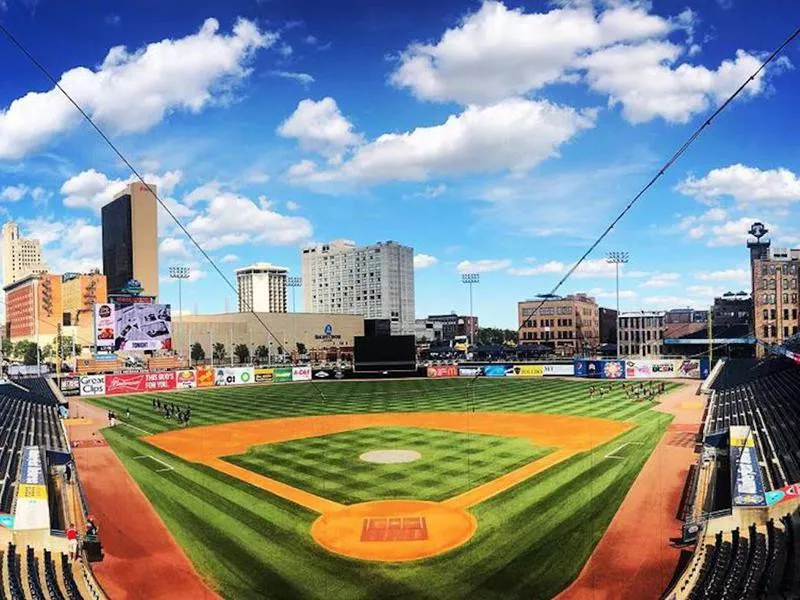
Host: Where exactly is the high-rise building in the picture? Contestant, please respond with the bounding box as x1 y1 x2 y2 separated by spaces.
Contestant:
236 263 288 313
301 240 415 335
747 222 800 351
518 294 600 356
2 222 48 287
101 182 159 298
618 311 666 357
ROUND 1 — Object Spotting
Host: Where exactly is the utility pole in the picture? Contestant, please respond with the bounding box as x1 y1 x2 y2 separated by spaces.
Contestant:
606 252 630 359
461 273 480 347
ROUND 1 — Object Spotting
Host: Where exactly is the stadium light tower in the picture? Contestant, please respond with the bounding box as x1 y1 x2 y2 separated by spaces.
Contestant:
287 276 302 312
169 265 191 362
606 252 629 359
461 273 480 347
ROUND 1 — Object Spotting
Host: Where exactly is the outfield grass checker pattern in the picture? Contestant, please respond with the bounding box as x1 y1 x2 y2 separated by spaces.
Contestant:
223 426 552 504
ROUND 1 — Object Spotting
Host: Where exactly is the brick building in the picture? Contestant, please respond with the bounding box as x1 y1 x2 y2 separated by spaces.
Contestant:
61 272 107 348
518 294 600 356
4 273 63 344
618 311 666 357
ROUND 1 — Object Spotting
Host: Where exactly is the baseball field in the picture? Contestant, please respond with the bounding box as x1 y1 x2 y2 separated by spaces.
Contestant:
88 377 677 600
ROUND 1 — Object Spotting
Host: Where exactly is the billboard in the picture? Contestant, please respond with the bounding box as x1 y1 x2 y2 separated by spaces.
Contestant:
196 367 215 388
354 335 416 372
458 367 482 377
175 369 196 389
542 364 574 376
94 304 116 351
625 359 678 379
508 365 543 377
427 365 458 378
483 365 507 377
114 303 172 351
765 483 800 506
574 360 605 378
215 367 254 386
730 426 767 507
254 368 274 383
601 360 625 379
80 375 106 396
292 366 312 381
105 372 176 395
273 367 292 383
59 377 80 397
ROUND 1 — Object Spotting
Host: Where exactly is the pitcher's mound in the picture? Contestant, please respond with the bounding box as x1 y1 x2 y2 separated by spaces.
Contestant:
360 450 421 464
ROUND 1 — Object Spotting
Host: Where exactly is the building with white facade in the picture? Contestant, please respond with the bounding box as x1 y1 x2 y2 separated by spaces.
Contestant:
2 222 48 287
618 311 666 357
236 263 288 313
301 240 414 335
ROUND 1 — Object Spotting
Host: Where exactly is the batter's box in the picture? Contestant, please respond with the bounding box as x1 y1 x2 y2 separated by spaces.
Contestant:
361 516 429 542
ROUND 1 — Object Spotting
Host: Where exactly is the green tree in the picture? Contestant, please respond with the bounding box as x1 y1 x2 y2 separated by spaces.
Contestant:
296 342 307 355
234 344 250 364
191 342 205 362
2 338 13 358
22 341 39 366
15 340 30 359
41 344 53 360
254 345 269 360
213 342 227 361
53 333 81 358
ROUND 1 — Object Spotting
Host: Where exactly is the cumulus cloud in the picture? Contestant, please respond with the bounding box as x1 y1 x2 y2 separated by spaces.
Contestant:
0 18 274 160
640 272 680 288
0 185 27 202
695 268 749 283
183 181 223 206
456 259 511 274
677 164 800 208
60 168 184 212
707 216 776 247
586 287 638 299
507 257 620 278
272 71 315 86
20 217 102 273
507 261 564 276
220 253 239 263
159 237 192 259
277 97 363 162
286 98 595 184
413 253 439 269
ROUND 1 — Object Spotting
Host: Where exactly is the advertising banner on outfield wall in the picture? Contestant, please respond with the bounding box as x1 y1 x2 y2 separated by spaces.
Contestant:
292 366 312 381
483 365 507 377
542 364 574 376
508 365 543 377
574 360 604 378
601 360 625 379
175 370 196 389
458 367 482 377
215 367 254 386
195 367 215 388
80 375 106 396
254 368 274 383
59 377 80 397
105 372 176 395
273 368 292 383
427 365 458 378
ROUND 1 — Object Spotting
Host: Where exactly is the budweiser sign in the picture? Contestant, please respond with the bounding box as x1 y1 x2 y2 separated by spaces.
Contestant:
105 372 176 395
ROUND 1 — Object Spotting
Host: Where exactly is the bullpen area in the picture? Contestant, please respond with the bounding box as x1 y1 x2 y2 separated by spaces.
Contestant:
86 377 678 600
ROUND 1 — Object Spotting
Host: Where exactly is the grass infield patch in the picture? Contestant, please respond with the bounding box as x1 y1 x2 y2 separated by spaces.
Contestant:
222 426 553 504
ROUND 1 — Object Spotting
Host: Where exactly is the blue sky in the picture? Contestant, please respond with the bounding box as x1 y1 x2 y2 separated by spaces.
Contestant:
0 0 798 328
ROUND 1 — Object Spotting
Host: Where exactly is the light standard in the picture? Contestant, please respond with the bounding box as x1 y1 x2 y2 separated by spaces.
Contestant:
461 273 480 348
287 276 302 312
606 252 629 359
169 265 190 364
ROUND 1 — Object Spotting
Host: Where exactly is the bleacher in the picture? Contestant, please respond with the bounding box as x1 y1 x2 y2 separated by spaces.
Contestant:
1 543 84 600
678 515 799 600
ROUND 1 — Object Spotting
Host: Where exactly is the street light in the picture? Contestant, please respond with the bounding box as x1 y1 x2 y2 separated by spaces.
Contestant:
461 273 480 348
287 276 302 312
169 265 190 363
606 252 629 359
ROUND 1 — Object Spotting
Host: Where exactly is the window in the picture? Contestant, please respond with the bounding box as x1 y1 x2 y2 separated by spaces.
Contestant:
770 265 776 274
771 309 777 320
784 296 789 306
785 309 790 320
764 309 769 319
771 325 777 337
784 327 790 337
763 294 769 304
793 309 798 320
770 294 776 304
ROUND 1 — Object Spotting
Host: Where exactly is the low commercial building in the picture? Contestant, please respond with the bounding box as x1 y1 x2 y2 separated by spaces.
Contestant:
414 318 444 343
424 314 478 342
171 312 364 359
618 311 666 357
61 271 107 349
518 294 600 356
4 273 63 345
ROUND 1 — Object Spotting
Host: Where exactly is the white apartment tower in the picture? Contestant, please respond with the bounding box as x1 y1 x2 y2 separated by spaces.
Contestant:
2 222 48 287
301 240 415 335
236 263 288 313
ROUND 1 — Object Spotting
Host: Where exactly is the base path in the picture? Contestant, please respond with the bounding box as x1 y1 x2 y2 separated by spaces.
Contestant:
557 382 704 600
67 399 220 600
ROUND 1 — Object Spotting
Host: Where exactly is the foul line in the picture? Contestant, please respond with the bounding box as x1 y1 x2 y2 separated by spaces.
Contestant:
604 441 645 460
134 455 174 472
121 421 153 436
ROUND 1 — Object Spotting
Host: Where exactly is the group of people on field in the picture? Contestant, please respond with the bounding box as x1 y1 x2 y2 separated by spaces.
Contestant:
588 381 667 402
152 397 192 426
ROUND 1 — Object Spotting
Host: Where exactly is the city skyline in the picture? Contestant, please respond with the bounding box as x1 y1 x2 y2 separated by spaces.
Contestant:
0 0 798 328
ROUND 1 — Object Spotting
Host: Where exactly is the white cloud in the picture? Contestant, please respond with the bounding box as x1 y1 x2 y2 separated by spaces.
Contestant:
640 272 680 288
0 18 274 160
20 217 102 273
31 187 51 204
246 170 270 184
508 261 564 276
287 98 595 184
695 268 749 283
183 181 222 206
586 287 638 299
708 216 775 247
642 295 708 309
277 97 363 162
507 257 620 278
456 259 511 274
0 185 27 202
390 1 670 105
677 164 800 208
159 237 192 259
272 71 315 86
285 200 300 211
220 254 239 263
413 253 439 269
105 14 121 25
186 192 312 250
61 168 183 212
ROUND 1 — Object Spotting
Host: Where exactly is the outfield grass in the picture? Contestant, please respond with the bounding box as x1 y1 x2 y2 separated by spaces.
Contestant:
223 426 553 504
91 378 677 600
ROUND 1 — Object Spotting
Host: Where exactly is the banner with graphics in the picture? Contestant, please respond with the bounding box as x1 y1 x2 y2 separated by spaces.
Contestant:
730 425 767 507
94 304 116 351
542 364 574 376
273 367 293 383
458 367 482 377
80 375 106 396
427 365 458 378
14 447 49 530
574 360 604 378
625 359 679 379
483 365 507 377
254 368 274 383
765 482 800 506
195 367 215 388
215 367 254 386
175 369 196 389
59 377 81 397
292 366 312 381
105 372 176 395
508 365 544 377
601 360 625 379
